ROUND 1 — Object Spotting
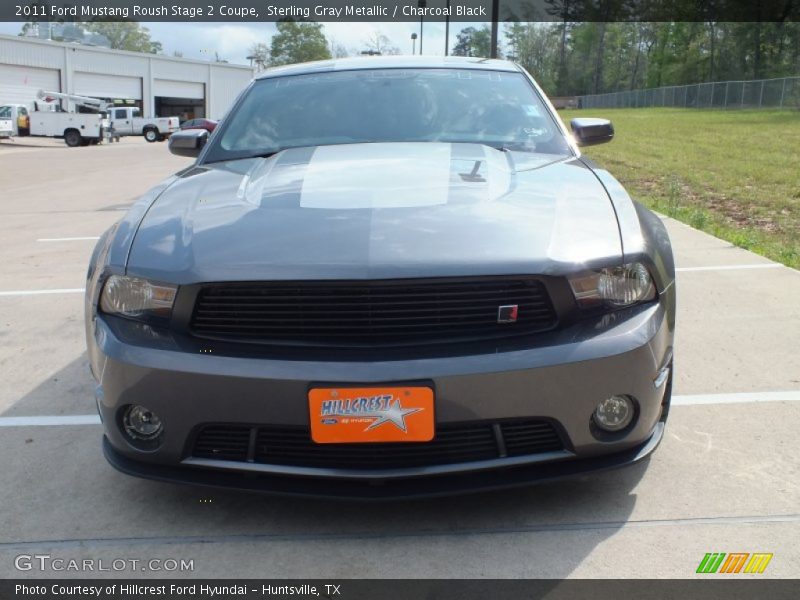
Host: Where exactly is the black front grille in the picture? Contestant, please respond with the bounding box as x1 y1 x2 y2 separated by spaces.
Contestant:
191 420 565 470
189 278 558 347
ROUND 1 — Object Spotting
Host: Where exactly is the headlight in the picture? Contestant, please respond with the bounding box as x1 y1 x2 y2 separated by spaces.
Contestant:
99 275 177 321
569 262 656 309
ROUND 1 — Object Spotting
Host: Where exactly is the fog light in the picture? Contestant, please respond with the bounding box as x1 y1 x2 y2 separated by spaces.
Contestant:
593 395 634 432
123 405 163 440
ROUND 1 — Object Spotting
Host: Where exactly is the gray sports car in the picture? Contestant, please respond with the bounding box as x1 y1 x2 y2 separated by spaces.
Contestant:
85 57 675 498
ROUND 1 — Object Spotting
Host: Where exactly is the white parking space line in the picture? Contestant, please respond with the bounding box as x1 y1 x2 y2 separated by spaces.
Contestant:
0 415 100 427
676 264 783 272
0 288 84 297
2 513 799 551
37 236 100 242
672 391 800 406
2 392 798 428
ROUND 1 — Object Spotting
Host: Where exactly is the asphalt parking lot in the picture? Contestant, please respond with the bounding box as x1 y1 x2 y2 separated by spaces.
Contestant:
0 137 798 579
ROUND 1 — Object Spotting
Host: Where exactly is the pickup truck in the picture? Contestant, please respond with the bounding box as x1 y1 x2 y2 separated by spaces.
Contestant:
108 107 179 142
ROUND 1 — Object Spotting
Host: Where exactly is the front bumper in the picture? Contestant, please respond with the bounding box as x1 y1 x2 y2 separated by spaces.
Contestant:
104 422 663 499
89 299 673 498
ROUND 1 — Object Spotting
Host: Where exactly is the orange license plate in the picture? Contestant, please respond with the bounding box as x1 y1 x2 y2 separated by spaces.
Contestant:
308 386 434 444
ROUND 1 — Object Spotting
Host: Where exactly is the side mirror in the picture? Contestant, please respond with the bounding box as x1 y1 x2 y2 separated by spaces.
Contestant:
168 129 208 157
570 118 614 146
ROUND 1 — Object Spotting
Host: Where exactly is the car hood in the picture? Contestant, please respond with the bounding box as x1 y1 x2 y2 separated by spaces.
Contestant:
126 142 622 283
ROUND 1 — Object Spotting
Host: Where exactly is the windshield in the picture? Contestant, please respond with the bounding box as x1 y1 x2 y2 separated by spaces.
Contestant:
0 106 11 118
205 68 571 162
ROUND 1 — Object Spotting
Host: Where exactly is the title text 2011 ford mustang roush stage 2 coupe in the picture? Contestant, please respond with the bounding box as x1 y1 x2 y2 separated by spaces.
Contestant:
85 57 675 498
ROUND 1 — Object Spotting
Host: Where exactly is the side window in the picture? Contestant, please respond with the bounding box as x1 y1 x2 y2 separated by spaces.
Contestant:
114 109 127 119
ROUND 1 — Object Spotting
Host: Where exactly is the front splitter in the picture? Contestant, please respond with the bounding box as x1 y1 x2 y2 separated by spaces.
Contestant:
102 422 664 500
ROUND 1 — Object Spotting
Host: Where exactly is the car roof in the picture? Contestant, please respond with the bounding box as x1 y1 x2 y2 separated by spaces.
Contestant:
255 56 519 80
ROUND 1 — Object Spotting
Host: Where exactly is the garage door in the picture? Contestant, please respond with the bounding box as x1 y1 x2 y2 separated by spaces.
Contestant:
153 79 204 100
74 72 142 100
0 64 60 105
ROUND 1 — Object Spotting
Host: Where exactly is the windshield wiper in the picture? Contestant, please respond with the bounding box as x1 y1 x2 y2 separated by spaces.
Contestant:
485 142 537 154
202 149 286 165
246 149 285 159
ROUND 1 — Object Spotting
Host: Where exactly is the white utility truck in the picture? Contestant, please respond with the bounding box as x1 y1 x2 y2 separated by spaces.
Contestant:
29 111 105 146
31 90 108 146
107 106 179 142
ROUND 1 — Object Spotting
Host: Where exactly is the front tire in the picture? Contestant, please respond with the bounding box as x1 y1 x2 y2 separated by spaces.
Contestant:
143 128 158 143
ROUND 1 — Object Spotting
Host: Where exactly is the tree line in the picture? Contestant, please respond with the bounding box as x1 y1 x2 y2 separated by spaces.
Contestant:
257 21 800 96
247 22 403 69
20 21 163 54
500 22 800 96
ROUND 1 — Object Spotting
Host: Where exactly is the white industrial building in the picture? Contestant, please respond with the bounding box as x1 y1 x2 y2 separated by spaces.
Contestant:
0 34 254 120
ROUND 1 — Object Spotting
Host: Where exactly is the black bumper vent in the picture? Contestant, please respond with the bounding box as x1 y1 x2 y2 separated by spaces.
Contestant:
191 419 565 470
189 278 557 347
191 424 251 461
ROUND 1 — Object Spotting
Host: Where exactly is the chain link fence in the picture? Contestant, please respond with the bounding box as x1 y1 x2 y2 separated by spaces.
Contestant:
577 76 800 110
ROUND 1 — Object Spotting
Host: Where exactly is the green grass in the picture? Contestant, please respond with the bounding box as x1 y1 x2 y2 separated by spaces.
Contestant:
559 108 800 268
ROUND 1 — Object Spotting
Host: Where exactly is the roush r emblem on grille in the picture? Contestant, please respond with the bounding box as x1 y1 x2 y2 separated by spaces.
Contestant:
497 305 519 323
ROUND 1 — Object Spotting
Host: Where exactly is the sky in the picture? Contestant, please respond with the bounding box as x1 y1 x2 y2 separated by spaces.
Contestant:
0 21 489 66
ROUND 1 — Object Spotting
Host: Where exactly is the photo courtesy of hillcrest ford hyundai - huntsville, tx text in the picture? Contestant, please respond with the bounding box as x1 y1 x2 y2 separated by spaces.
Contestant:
84 56 675 498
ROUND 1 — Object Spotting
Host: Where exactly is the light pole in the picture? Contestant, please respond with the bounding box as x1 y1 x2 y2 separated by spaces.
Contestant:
490 0 499 58
418 0 426 54
411 33 417 55
444 0 450 56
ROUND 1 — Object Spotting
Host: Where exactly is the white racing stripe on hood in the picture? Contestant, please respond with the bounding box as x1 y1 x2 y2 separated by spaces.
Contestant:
299 143 454 209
